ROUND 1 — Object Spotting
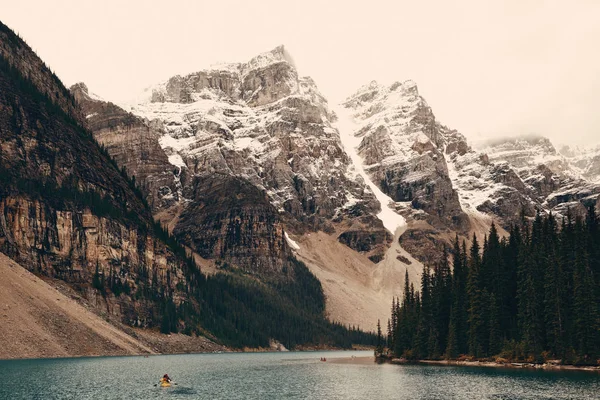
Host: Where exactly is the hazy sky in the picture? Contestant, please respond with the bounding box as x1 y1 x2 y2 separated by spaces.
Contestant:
3 0 600 146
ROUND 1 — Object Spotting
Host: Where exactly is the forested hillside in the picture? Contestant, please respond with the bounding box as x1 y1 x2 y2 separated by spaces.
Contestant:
387 208 600 365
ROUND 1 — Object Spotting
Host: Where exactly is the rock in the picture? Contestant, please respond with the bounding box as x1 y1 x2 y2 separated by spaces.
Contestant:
341 80 470 232
173 174 292 279
70 83 178 211
337 229 392 253
399 228 449 265
0 22 197 330
104 46 384 276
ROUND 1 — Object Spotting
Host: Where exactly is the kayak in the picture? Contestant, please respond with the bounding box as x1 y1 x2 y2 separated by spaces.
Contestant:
160 381 171 388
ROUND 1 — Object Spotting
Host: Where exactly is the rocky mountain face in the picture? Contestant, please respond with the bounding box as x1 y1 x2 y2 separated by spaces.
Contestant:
0 25 81 122
70 82 179 212
81 45 390 273
338 81 600 263
559 144 600 183
470 136 600 220
173 174 293 277
339 81 469 233
0 21 197 329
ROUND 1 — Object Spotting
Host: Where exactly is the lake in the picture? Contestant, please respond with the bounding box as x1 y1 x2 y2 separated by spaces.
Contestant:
0 351 598 399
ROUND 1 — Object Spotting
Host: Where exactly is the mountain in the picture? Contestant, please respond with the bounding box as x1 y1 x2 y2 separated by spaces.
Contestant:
74 46 420 330
473 136 600 218
0 21 200 333
337 80 475 265
340 80 469 231
70 82 178 212
341 80 600 241
559 144 600 183
117 45 390 266
72 44 600 331
0 22 377 355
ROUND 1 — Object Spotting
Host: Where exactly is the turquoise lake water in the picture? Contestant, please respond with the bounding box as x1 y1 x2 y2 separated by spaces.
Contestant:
0 350 598 399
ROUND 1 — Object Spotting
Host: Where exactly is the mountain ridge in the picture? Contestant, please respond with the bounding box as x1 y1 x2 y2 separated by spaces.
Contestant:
72 44 600 330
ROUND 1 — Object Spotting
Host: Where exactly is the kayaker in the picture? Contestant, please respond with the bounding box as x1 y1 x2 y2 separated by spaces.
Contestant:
161 374 172 383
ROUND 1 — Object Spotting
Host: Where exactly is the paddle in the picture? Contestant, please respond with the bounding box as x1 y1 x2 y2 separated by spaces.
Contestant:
154 381 177 387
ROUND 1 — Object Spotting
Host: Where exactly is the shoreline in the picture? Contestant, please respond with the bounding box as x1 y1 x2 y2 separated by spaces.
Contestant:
383 357 600 373
0 346 372 362
328 355 600 373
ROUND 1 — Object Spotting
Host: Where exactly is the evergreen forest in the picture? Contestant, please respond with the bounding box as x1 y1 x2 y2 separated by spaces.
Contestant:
387 209 600 365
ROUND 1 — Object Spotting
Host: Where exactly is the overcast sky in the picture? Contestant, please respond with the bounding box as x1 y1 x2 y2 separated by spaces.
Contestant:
3 0 600 147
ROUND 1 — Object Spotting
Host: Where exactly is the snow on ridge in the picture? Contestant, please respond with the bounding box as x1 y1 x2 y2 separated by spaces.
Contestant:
207 62 242 73
333 104 406 235
243 45 295 76
120 82 166 109
446 152 493 216
339 80 426 173
87 90 105 102
345 79 418 106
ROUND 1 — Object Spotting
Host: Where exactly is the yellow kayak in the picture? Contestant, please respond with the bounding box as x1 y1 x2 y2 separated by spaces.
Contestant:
160 380 171 387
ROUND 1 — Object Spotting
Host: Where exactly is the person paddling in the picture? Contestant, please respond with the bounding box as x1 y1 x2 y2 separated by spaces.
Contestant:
160 374 172 385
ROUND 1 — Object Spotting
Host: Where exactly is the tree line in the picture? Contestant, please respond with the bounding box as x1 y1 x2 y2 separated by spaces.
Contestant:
387 208 600 365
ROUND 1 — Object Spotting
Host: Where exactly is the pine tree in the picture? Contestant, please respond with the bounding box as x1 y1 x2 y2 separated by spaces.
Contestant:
449 235 469 355
543 214 567 358
446 306 458 359
504 224 521 339
390 297 397 353
415 265 432 359
487 291 501 355
432 247 452 357
467 234 486 357
376 319 384 355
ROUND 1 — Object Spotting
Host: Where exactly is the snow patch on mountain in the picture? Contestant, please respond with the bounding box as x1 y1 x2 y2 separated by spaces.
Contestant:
559 144 600 183
447 151 510 217
344 80 427 167
167 154 186 168
334 104 406 235
284 231 300 250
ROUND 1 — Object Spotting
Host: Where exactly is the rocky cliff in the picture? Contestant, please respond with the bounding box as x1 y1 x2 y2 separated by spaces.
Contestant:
173 174 292 278
0 21 198 331
338 80 600 263
559 144 600 184
470 136 600 220
340 80 469 231
107 46 390 274
70 82 179 212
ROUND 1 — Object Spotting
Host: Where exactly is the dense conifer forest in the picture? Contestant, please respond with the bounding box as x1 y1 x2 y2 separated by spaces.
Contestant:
387 209 600 365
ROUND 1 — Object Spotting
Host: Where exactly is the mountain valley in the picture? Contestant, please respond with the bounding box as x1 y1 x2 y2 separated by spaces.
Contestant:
1 19 599 356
